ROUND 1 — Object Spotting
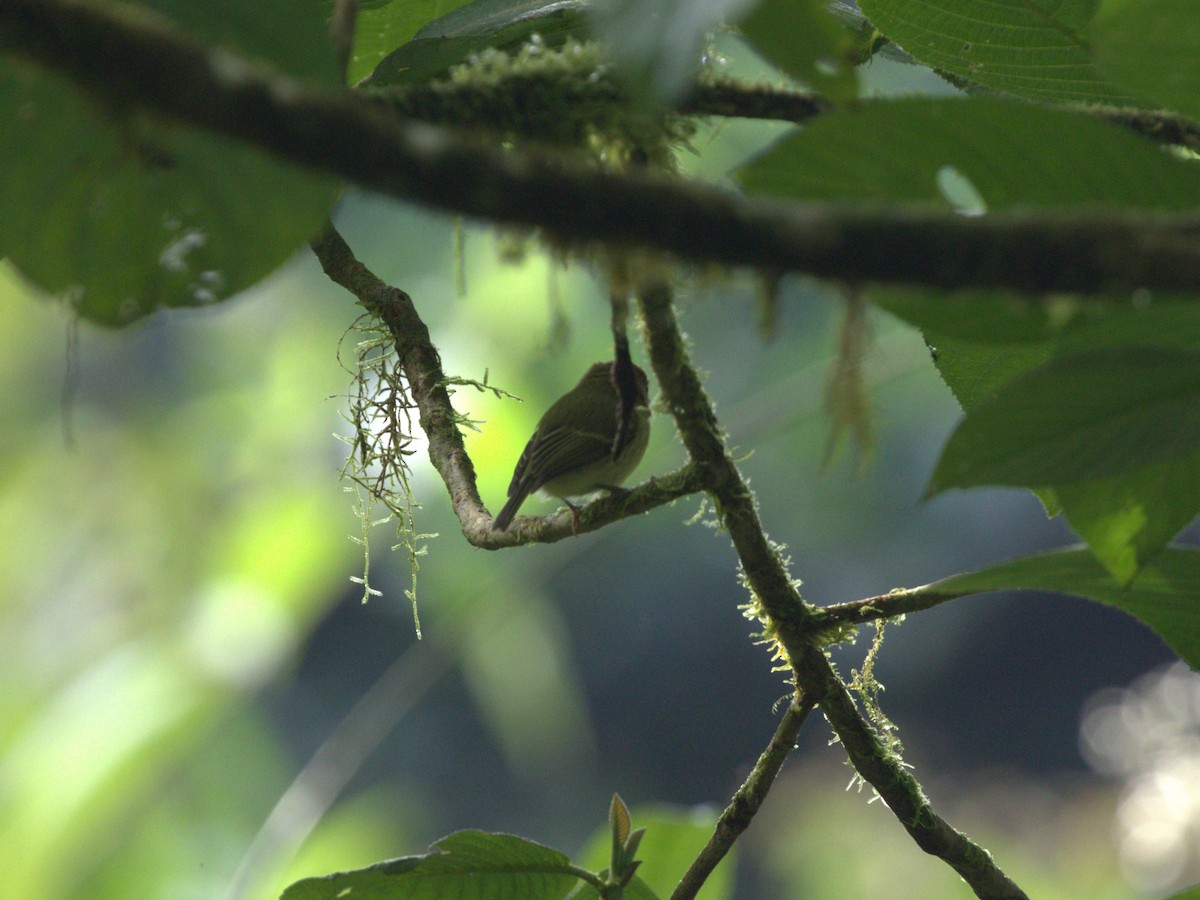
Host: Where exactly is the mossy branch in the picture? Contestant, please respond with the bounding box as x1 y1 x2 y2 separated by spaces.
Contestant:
637 281 1029 900
670 697 814 900
8 0 1200 297
811 584 966 632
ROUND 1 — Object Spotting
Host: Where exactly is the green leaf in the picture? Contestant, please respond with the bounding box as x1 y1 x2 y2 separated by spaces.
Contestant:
280 830 584 899
881 293 1200 350
580 805 733 900
1057 300 1200 356
918 303 1200 569
738 0 857 99
565 875 661 900
411 0 586 39
928 347 1200 493
0 2 340 325
915 299 1200 379
877 292 1095 346
921 333 1061 513
858 0 1138 104
366 0 590 87
914 547 1200 668
735 97 1200 210
348 0 476 84
1058 449 1200 584
1093 0 1200 120
923 335 1054 410
588 0 756 102
0 63 338 326
147 0 340 85
610 793 632 875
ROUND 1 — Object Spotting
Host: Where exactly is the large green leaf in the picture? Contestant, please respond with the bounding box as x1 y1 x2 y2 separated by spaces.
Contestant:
1093 0 1200 121
880 292 1200 349
736 97 1200 210
1052 301 1200 555
922 335 1053 409
149 0 340 84
858 0 1138 104
920 330 1059 512
348 0 476 84
737 0 857 99
281 831 586 899
1057 300 1200 355
366 0 590 87
918 301 1200 388
920 303 1200 577
878 292 1102 346
914 547 1200 668
0 2 340 325
1058 449 1200 584
928 347 1200 493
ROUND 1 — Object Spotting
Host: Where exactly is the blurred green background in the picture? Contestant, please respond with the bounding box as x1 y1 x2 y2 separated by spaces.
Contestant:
3 55 1198 900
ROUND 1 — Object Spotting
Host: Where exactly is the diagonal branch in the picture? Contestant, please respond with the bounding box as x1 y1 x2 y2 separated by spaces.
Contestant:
7 0 1200 297
310 223 704 546
671 697 814 900
637 281 1029 900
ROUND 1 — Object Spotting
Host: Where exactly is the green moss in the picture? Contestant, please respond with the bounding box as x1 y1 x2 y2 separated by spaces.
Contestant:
338 316 434 635
368 39 697 172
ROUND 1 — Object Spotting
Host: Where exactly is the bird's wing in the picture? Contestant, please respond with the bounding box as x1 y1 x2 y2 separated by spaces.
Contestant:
520 425 610 490
507 373 619 497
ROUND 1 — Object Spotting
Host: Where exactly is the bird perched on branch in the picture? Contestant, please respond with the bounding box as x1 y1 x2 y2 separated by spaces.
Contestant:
492 360 651 531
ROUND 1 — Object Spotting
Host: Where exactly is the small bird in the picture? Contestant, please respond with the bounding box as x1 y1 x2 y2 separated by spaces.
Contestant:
492 360 651 531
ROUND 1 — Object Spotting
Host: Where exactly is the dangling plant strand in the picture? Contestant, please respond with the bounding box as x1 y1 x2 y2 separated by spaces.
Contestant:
336 316 433 636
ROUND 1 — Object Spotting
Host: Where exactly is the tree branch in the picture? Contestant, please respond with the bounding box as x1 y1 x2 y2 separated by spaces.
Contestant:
310 223 703 546
1091 104 1200 155
671 697 813 900
369 68 830 133
7 0 1200 297
695 79 1200 155
682 77 831 123
637 281 1028 899
811 584 962 631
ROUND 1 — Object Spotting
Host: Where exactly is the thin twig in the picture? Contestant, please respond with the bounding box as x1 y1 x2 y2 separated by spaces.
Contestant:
670 698 813 900
811 585 958 631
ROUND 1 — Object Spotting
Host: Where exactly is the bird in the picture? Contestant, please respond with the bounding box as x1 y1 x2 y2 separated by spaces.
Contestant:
492 360 651 531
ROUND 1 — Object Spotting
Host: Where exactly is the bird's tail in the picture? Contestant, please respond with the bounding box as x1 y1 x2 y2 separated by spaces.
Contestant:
491 490 527 531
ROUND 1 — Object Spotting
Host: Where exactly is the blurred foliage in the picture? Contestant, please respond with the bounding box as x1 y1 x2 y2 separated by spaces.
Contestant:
0 190 1163 896
0 0 340 325
578 804 734 900
4 1 1197 897
752 757 1132 899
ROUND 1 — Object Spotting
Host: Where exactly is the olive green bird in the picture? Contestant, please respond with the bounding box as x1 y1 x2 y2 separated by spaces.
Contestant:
492 361 650 531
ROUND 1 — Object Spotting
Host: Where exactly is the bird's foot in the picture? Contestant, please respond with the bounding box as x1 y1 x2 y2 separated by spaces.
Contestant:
564 499 582 535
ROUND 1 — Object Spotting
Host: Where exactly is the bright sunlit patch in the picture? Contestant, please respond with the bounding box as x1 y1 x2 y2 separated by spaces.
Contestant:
159 228 207 273
185 580 295 687
1080 662 1200 893
935 165 987 216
